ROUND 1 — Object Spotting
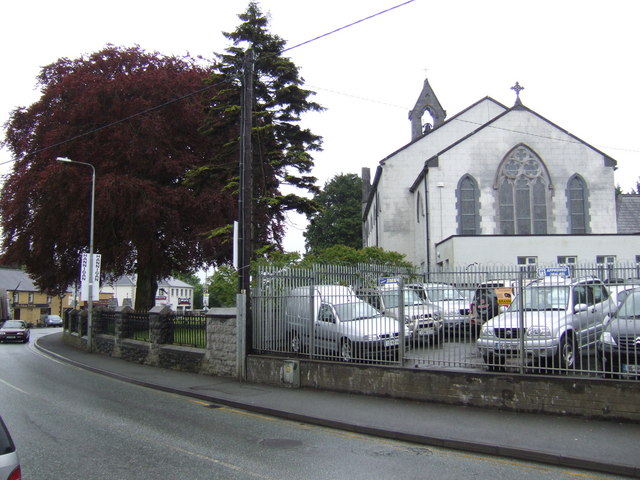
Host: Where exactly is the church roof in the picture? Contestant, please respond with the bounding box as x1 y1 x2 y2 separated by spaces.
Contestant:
616 195 640 234
409 101 618 192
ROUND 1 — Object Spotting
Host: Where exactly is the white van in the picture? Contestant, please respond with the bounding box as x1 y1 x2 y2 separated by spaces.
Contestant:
284 285 404 362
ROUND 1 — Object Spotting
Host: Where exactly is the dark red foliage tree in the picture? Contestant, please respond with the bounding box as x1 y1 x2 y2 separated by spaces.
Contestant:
1 45 233 309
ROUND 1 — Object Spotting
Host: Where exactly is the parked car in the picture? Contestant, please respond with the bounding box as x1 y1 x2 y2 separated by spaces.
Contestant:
476 276 613 370
406 283 471 334
40 314 63 327
598 287 640 377
0 321 30 344
284 285 405 362
355 283 442 344
0 415 20 480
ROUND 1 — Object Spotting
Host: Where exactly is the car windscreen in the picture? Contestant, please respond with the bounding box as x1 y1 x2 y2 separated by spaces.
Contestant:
425 287 465 302
381 289 424 308
334 301 384 322
2 321 23 329
508 286 569 311
617 291 640 318
0 418 15 454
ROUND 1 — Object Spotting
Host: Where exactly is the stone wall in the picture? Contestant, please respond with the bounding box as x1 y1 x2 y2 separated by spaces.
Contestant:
64 307 640 421
246 355 640 422
63 306 237 376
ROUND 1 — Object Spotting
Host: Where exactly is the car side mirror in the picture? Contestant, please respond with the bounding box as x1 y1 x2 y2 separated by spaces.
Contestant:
574 303 589 313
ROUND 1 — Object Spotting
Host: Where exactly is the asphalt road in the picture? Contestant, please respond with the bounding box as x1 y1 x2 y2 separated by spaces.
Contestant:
0 328 631 479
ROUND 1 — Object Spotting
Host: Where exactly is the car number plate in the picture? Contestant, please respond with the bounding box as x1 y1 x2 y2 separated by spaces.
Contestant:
623 364 639 374
384 338 399 347
418 327 435 336
495 341 518 350
6 336 16 339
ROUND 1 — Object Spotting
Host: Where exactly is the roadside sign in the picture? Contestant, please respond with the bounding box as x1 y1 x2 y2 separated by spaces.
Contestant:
80 253 101 301
379 277 400 285
538 267 570 278
495 288 513 306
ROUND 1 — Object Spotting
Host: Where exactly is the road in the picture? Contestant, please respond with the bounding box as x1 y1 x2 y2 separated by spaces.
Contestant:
0 328 630 479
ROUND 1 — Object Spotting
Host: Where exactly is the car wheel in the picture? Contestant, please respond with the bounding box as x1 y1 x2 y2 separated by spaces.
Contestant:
290 331 302 354
483 353 504 372
601 354 619 379
340 339 353 362
558 334 577 369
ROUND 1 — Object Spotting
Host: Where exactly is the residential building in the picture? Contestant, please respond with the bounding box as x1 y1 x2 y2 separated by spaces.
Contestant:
101 275 195 312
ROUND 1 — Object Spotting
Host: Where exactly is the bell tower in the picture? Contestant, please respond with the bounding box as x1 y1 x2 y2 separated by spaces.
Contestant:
408 77 446 141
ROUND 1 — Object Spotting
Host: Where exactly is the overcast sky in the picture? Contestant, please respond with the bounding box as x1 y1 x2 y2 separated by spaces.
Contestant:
1 0 638 255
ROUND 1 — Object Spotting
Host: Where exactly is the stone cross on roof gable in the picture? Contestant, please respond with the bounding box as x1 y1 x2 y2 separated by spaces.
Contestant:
511 81 524 106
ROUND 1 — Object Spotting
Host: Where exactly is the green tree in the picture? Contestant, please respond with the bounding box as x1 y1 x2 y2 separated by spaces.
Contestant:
0 46 233 309
304 173 362 252
196 2 324 255
302 246 413 269
207 265 238 307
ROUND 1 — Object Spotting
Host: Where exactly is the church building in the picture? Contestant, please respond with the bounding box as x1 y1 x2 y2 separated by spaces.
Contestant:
362 79 640 271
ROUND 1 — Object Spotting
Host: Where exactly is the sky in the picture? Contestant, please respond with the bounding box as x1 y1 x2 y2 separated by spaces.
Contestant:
1 0 639 257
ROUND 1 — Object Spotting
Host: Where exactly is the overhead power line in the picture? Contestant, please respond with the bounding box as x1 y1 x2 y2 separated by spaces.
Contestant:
1 1 417 166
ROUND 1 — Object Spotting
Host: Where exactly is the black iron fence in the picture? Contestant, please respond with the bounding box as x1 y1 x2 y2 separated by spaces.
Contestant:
121 312 151 341
167 313 207 348
91 310 206 347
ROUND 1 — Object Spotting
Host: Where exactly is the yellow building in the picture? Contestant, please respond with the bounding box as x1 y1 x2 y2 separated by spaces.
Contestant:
0 267 71 326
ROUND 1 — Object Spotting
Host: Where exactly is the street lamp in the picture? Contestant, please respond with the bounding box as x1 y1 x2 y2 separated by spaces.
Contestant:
56 157 96 352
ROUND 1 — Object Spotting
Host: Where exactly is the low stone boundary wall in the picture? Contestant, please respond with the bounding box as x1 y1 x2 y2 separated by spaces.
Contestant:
246 355 640 422
63 306 640 421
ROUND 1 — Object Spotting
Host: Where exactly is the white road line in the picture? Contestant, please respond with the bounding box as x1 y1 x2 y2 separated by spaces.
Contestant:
0 377 28 395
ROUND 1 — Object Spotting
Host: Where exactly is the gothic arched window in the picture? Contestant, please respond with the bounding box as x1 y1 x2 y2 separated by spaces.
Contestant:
456 175 480 235
567 175 589 234
497 145 550 235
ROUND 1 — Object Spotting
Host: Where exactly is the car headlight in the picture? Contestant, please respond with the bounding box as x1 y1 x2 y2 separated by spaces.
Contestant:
480 325 493 337
600 331 616 346
527 326 552 337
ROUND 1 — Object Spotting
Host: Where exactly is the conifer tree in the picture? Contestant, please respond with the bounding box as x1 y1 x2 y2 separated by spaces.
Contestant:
198 2 324 254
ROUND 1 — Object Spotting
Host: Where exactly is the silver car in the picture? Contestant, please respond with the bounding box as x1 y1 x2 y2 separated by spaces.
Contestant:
356 284 443 345
0 415 20 480
406 283 471 333
477 276 612 370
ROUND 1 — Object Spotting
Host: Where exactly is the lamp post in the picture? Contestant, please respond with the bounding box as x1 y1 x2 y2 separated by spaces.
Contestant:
56 157 95 352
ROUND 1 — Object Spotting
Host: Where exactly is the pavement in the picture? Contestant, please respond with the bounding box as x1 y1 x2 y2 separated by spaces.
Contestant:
36 332 640 478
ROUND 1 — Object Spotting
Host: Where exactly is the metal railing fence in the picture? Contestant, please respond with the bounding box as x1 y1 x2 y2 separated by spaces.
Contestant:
166 313 207 348
251 262 640 380
122 312 150 341
95 310 116 335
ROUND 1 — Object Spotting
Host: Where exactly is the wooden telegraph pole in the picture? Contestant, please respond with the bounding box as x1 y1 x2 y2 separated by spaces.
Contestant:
239 48 255 351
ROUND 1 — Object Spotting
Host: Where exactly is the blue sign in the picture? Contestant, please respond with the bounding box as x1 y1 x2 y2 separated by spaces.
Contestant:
379 277 400 285
538 267 570 277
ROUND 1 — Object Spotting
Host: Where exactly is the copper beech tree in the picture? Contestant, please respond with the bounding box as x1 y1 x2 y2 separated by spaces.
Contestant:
0 46 234 309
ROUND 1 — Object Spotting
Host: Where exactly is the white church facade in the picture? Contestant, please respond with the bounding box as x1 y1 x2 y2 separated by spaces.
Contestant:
362 80 640 271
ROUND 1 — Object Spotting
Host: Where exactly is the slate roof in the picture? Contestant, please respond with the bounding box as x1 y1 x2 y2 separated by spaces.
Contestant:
0 268 39 292
616 194 640 234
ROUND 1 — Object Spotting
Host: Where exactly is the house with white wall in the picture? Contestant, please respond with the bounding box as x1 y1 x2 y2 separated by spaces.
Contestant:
101 275 195 312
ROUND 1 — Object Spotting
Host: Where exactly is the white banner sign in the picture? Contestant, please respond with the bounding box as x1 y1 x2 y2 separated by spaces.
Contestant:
80 253 101 301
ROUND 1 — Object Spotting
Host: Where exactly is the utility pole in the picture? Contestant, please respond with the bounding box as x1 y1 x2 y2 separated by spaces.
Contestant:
239 48 255 351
